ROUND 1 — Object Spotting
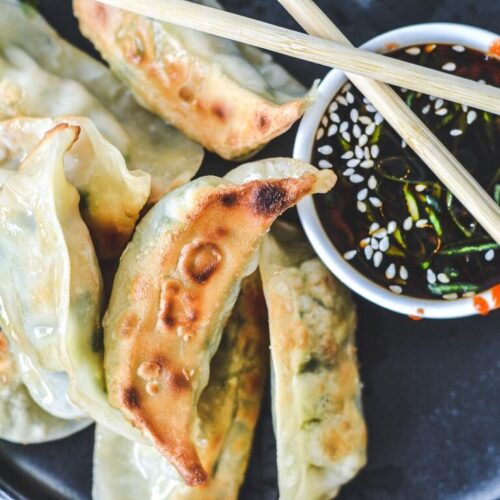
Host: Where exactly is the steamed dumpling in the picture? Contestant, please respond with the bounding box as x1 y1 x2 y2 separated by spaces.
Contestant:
0 0 203 200
0 332 91 444
0 123 143 442
259 222 367 499
93 273 268 500
103 158 335 485
0 116 150 259
73 0 311 159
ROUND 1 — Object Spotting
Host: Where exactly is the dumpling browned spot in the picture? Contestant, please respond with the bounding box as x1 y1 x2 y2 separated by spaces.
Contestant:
103 159 335 486
73 0 311 160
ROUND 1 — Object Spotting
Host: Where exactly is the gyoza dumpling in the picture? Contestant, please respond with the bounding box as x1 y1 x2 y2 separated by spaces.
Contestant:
0 123 143 442
259 222 367 500
103 158 335 485
0 116 150 258
93 273 268 500
73 0 311 160
0 332 91 444
0 0 203 200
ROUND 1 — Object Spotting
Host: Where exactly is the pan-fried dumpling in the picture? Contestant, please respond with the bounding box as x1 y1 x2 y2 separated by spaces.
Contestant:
259 222 367 500
0 332 91 443
103 158 335 485
0 116 150 259
93 273 268 500
0 0 203 200
73 0 311 160
0 123 143 441
0 116 150 258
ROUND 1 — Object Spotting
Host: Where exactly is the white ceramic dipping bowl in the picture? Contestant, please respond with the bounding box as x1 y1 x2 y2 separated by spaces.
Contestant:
294 23 499 319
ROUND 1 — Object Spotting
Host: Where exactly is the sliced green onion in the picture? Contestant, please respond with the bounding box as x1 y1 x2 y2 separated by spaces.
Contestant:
428 282 480 296
439 241 499 256
404 184 419 221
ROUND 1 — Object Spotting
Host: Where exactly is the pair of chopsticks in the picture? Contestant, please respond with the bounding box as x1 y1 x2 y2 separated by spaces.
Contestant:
96 0 500 244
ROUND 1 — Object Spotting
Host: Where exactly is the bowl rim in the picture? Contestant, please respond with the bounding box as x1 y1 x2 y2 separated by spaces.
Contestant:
294 22 499 319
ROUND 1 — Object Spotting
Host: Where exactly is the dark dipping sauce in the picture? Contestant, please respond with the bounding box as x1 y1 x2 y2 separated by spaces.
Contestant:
313 43 500 300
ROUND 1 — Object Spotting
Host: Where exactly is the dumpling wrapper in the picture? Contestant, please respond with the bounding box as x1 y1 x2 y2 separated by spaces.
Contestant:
93 273 268 500
73 0 311 160
0 332 91 443
0 123 143 441
0 0 203 201
103 158 335 485
0 116 150 259
259 222 367 500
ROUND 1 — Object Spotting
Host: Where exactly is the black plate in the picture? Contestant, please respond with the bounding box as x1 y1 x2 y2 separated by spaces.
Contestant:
1 1 499 499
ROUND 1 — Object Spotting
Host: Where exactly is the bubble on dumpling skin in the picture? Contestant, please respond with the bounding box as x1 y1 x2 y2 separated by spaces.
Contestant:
180 241 222 283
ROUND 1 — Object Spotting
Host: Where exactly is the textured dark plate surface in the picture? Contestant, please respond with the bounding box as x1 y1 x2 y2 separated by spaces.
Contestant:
1 1 499 499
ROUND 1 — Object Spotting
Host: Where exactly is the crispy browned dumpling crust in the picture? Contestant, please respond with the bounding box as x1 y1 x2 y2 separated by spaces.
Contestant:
103 173 332 486
73 0 308 159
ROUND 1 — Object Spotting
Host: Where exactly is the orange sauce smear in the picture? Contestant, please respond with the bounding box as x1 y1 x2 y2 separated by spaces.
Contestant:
488 39 500 60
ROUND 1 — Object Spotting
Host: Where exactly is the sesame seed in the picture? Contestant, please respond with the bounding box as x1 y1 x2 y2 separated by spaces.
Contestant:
342 132 351 142
371 238 379 250
350 174 364 183
427 269 436 284
343 168 355 176
360 237 371 247
437 273 450 283
353 124 362 138
430 95 437 101
331 112 341 123
401 140 407 148
371 145 380 158
316 128 324 140
366 104 377 113
373 251 383 268
453 45 465 52
399 265 408 280
416 218 428 228
425 44 436 53
370 197 382 207
342 82 352 93
364 245 374 260
373 228 387 239
318 144 333 155
405 47 421 55
329 101 338 113
442 293 458 300
361 159 374 169
368 175 377 190
364 146 371 159
365 123 376 135
403 217 413 231
343 250 357 260
359 134 369 147
318 159 333 169
385 263 396 279
337 95 348 106
357 188 368 201
341 151 354 159
422 104 431 114
346 91 355 104
462 291 476 298
357 201 367 213
485 249 495 261
400 88 408 93
435 108 448 116
327 124 338 136
379 236 390 252
462 104 469 112
355 145 364 159
450 129 463 136
369 222 380 233
350 108 359 122
467 110 477 124
347 158 361 167
415 184 427 192
340 121 349 133
359 116 372 125
363 97 370 104
387 221 397 234
389 285 403 294
321 116 328 127
442 62 457 72
375 113 384 125
435 98 444 110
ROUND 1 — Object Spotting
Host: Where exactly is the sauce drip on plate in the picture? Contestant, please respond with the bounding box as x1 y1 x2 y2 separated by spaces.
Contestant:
313 44 500 300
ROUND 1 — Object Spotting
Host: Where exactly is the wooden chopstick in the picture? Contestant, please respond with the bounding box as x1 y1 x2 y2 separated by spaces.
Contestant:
277 0 500 244
93 0 500 115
